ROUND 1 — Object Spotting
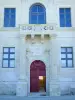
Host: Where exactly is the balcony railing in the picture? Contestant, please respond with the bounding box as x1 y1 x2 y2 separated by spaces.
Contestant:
19 24 56 34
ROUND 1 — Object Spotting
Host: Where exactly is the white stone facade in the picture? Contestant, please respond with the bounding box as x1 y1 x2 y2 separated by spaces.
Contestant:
0 0 75 96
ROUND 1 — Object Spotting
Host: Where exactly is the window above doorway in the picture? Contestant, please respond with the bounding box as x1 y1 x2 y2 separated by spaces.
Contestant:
29 4 46 24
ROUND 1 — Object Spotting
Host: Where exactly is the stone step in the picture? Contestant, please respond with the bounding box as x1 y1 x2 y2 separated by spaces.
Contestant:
0 96 75 100
28 92 46 97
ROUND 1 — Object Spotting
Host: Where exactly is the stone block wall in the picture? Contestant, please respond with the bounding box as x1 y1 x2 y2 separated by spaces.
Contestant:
0 82 16 95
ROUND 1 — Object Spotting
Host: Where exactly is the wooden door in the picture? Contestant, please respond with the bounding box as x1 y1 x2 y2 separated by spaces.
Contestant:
30 60 46 92
30 69 39 92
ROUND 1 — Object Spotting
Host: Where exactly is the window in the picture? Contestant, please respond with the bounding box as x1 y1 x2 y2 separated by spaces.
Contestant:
29 4 46 24
4 8 16 27
2 47 15 68
59 8 71 27
61 47 73 68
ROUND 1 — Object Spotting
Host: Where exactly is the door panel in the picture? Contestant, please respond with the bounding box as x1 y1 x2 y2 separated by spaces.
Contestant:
30 70 38 77
30 77 38 92
30 60 46 92
39 70 46 76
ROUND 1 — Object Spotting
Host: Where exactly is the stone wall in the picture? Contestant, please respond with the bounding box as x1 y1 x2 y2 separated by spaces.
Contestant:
0 82 16 95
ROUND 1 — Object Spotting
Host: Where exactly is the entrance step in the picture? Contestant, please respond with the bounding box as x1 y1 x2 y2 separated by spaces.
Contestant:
28 92 46 97
0 96 75 100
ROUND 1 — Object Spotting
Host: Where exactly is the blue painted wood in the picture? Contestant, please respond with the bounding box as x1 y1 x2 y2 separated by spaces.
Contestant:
61 47 73 68
2 47 15 68
4 8 16 27
29 4 46 24
59 8 71 27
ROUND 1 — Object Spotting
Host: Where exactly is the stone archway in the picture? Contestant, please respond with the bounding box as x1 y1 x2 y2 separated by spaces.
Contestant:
30 60 46 92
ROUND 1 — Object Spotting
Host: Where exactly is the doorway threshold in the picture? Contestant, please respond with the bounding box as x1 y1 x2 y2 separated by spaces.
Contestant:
28 92 46 97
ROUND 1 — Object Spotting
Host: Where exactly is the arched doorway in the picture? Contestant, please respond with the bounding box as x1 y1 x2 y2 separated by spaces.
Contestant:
30 60 46 92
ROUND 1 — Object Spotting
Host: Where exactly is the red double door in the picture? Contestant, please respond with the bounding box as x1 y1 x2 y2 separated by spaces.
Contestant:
30 60 46 92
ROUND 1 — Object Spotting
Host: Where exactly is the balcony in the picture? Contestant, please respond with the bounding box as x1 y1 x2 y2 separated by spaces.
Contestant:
19 24 56 35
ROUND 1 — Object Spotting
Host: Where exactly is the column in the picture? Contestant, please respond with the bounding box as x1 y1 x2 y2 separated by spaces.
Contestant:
49 35 60 96
16 35 27 96
41 34 44 43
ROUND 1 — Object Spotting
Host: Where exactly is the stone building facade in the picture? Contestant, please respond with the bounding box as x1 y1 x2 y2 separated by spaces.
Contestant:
0 0 75 96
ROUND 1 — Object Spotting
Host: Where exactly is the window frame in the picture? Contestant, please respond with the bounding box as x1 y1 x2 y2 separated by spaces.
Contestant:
29 4 46 24
4 8 16 27
2 47 15 68
59 8 72 27
61 47 73 68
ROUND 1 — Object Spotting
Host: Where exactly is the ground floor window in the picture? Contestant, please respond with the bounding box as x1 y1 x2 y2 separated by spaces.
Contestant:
61 47 73 68
2 47 15 68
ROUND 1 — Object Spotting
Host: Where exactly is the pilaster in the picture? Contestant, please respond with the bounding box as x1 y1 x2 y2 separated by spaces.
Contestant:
49 35 60 96
16 34 27 96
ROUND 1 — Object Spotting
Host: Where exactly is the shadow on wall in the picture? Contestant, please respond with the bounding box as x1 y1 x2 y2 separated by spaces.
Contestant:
61 87 75 96
0 82 16 95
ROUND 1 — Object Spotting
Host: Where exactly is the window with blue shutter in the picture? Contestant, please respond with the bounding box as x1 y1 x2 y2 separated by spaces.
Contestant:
59 8 71 27
29 4 46 24
4 8 16 27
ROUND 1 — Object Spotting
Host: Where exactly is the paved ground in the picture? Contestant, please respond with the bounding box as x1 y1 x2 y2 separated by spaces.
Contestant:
0 96 75 100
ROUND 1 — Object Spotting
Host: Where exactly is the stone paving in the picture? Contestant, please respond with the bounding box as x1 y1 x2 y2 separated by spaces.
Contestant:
0 96 75 100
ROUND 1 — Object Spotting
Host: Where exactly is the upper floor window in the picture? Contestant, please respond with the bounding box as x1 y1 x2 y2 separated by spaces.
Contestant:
61 47 73 68
4 8 16 27
2 47 15 68
29 4 46 24
59 8 71 27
